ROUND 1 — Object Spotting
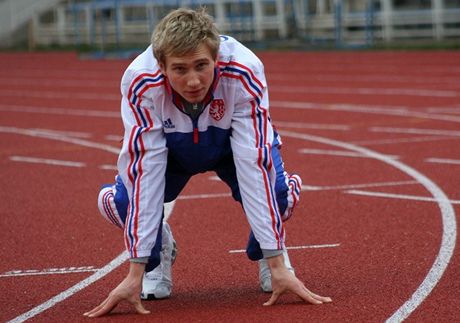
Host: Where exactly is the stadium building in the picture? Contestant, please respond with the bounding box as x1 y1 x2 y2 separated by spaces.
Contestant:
1 0 459 49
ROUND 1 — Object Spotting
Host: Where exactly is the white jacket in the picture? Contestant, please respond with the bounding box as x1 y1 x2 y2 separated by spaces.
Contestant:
118 35 285 259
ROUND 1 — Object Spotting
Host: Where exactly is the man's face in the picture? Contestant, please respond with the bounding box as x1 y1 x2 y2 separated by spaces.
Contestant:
161 43 217 103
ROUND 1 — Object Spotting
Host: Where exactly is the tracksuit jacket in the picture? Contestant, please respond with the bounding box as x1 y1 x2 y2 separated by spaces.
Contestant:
117 35 287 260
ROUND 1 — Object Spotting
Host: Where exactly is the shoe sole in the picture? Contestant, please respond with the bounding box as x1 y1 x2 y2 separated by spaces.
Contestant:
141 293 171 300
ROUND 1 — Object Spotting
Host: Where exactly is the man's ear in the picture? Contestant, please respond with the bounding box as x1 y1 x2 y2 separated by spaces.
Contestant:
159 62 166 76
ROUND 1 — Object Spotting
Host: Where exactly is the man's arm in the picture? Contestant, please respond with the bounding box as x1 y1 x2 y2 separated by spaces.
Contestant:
85 67 167 317
229 57 332 305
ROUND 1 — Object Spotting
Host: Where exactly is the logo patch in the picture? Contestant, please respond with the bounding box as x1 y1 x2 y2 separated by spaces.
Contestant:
163 118 175 129
209 99 225 121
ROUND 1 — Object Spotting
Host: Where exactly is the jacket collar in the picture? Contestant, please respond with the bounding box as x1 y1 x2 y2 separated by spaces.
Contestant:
166 67 220 113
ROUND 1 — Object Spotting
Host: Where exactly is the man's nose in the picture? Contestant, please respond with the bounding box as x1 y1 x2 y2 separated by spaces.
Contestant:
187 73 200 87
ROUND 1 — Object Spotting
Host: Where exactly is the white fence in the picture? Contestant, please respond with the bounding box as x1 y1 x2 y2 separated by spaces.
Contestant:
0 0 64 47
11 0 460 49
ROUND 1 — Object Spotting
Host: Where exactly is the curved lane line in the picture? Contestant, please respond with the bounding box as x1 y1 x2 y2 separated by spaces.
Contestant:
2 126 175 322
279 130 456 322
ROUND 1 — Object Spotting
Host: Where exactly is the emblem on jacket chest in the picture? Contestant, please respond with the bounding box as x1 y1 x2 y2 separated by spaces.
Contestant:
209 99 225 121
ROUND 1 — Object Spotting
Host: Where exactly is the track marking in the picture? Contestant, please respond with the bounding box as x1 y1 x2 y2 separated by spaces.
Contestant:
9 156 85 168
178 193 232 200
0 89 120 101
302 180 418 191
278 130 456 322
274 121 351 131
7 201 176 323
3 124 456 321
7 252 129 323
425 158 460 165
369 126 460 137
0 126 119 154
1 267 98 278
271 101 460 123
29 128 92 138
298 148 398 159
9 156 117 171
105 134 123 141
3 127 175 323
0 105 119 118
229 243 340 254
346 190 460 205
270 85 460 97
4 101 460 124
267 73 460 85
426 106 460 114
2 87 458 101
99 164 117 170
351 136 456 146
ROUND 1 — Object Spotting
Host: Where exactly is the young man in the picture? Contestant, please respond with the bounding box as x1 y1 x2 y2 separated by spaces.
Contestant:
85 7 331 317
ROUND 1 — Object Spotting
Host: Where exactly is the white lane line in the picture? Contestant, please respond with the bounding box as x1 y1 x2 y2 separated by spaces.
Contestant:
1 267 98 278
178 193 232 200
10 156 85 168
229 243 341 254
267 73 460 85
369 127 460 137
3 126 175 322
0 105 119 118
99 164 117 170
279 130 456 323
4 101 460 124
425 158 460 165
30 128 92 138
104 134 123 141
271 101 460 123
351 135 455 146
426 106 460 114
270 86 460 98
0 78 116 89
346 190 460 205
302 180 418 191
275 121 351 131
0 89 120 101
0 126 119 154
7 253 128 323
298 148 398 159
2 87 458 100
7 201 176 323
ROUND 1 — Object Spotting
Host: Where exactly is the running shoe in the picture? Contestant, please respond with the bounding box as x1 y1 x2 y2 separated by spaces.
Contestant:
141 222 177 299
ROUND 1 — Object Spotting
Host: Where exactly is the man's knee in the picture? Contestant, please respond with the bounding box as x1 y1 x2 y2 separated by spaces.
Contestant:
97 186 125 229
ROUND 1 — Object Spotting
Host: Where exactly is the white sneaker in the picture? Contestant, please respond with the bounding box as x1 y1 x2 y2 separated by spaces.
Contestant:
141 222 177 300
258 249 295 293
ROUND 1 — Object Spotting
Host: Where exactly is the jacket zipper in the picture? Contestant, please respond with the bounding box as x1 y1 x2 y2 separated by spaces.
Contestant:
192 118 199 144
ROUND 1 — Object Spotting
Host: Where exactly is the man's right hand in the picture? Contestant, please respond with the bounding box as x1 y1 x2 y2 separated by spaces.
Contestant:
83 262 150 318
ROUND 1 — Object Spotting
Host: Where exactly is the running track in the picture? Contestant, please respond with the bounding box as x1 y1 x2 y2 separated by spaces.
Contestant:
1 50 459 322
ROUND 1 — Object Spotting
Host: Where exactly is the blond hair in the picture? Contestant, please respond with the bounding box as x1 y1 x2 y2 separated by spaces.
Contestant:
151 7 220 65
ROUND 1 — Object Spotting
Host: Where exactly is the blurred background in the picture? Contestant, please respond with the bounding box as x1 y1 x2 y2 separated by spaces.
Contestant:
1 0 459 54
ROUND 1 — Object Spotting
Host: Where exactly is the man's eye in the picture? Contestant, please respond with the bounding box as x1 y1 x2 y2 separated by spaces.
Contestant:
174 67 186 73
196 63 208 70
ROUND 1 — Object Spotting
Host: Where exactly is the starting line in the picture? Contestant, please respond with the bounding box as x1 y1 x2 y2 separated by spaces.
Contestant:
0 267 98 278
229 243 341 254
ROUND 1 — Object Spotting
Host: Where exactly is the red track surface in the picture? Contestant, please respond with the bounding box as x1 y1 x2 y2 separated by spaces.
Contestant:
1 50 459 322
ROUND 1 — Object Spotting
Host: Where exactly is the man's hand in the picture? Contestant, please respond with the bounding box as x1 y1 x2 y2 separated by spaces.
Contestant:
263 254 332 306
83 262 150 318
